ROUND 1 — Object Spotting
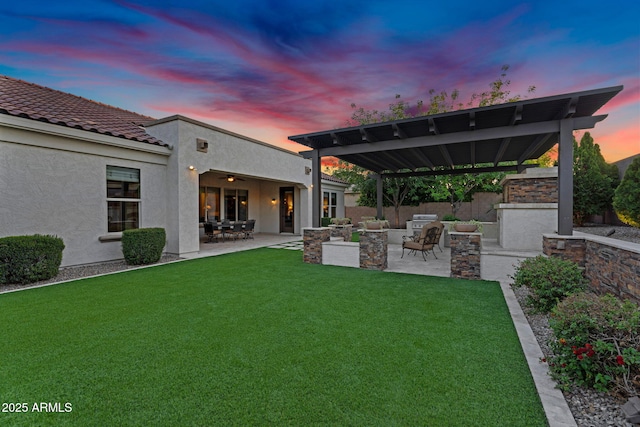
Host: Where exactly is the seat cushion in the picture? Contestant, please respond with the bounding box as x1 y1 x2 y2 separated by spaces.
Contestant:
403 241 426 250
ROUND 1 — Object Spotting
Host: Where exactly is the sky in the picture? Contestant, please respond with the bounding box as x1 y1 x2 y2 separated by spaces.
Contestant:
1 0 639 163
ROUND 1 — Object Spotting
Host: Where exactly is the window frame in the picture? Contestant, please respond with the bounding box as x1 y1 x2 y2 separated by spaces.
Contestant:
106 165 141 233
322 191 337 218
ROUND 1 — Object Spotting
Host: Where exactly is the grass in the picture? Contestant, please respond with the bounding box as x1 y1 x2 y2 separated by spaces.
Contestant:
1 248 546 426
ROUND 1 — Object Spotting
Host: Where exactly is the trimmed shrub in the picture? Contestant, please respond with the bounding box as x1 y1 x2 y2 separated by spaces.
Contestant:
510 255 587 313
321 217 332 227
0 234 65 284
613 157 640 228
548 292 640 396
122 228 166 265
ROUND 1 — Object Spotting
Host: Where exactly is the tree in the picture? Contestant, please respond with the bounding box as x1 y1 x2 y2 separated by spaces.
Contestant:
346 65 536 127
613 157 640 228
573 132 619 226
337 65 533 225
332 162 430 227
428 170 504 217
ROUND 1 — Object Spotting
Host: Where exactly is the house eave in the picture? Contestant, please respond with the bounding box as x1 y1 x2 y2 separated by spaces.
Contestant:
0 113 172 156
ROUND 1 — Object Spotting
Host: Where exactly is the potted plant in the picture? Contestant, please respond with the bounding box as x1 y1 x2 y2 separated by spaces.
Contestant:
451 220 483 233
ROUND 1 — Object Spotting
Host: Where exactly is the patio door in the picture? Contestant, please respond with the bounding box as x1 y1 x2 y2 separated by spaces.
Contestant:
280 187 294 233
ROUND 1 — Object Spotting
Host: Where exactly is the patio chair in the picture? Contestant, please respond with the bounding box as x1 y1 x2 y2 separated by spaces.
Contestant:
430 220 445 252
401 224 439 261
228 222 245 241
243 219 256 239
203 222 214 242
204 222 223 243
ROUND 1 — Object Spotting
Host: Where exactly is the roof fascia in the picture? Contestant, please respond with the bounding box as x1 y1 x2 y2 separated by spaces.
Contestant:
147 114 302 158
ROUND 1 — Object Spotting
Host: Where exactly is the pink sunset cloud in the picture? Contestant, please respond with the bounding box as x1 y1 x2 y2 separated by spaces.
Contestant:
1 1 637 161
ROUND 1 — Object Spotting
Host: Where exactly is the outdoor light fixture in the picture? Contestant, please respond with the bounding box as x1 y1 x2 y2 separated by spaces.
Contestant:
271 198 277 204
227 175 235 182
188 165 196 171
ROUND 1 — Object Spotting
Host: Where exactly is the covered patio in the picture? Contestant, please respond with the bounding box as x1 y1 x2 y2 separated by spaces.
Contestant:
289 86 623 237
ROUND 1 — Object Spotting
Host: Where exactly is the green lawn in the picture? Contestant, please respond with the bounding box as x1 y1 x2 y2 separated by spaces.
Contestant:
0 248 546 426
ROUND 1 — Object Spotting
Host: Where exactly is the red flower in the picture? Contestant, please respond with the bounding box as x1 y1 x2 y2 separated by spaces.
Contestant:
585 343 592 349
617 355 625 365
577 354 584 360
587 349 595 358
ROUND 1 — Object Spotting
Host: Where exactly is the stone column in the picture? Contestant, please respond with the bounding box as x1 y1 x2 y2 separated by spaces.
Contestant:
303 228 330 264
359 229 388 270
450 231 482 280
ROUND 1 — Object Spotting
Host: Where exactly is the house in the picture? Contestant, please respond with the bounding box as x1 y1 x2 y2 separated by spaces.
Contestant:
0 75 347 267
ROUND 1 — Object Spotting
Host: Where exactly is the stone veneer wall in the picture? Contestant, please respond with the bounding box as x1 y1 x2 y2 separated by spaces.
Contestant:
542 236 587 267
450 232 482 280
503 177 558 203
328 224 353 242
543 234 640 304
359 230 388 270
303 228 330 264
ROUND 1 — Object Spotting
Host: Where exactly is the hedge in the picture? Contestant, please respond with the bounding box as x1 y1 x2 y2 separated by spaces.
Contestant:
122 228 166 265
0 234 65 285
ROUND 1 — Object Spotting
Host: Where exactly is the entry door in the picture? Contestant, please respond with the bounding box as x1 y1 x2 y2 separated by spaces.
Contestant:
280 187 294 233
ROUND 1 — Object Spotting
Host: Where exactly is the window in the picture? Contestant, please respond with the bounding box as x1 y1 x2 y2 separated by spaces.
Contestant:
323 191 337 218
107 166 140 232
199 187 221 222
224 189 248 222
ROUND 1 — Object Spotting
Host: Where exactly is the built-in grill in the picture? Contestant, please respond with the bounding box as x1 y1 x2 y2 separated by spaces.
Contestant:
411 214 438 236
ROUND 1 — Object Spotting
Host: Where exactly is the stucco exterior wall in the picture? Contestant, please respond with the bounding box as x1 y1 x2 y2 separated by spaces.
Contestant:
0 120 170 266
1 114 318 267
495 203 558 251
145 116 312 243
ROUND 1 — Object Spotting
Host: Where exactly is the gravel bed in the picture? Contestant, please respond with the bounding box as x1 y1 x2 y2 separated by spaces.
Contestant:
0 255 182 293
575 224 640 244
513 285 635 427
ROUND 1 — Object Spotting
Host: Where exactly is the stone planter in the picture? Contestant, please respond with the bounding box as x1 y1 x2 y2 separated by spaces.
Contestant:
454 223 478 232
364 221 382 230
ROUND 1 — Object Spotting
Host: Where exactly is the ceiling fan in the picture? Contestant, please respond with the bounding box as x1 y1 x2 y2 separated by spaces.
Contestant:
219 174 245 182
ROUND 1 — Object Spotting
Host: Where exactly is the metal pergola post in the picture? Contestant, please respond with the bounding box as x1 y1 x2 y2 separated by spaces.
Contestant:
375 173 383 219
311 150 321 227
557 119 574 235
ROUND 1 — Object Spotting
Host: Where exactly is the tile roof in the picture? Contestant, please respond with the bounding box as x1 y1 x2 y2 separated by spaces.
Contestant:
321 172 349 185
0 75 166 146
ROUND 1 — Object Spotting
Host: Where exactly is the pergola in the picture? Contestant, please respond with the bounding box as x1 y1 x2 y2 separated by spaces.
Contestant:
289 85 623 235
